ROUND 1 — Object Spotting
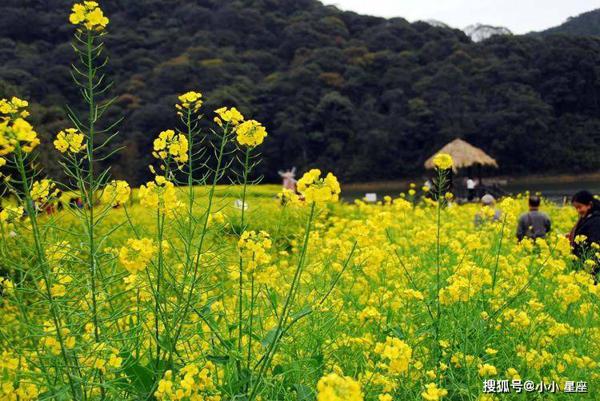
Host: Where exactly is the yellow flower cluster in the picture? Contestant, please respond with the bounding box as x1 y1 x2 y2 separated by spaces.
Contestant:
0 277 14 296
214 107 244 127
501 309 531 329
154 362 221 401
2 180 600 398
119 238 156 273
421 383 448 400
0 98 40 155
277 188 300 206
374 337 413 375
3 1 600 399
45 241 75 265
31 179 59 204
238 230 272 272
0 206 24 224
69 1 109 31
432 153 453 170
317 373 363 401
297 169 341 203
235 119 268 147
439 263 492 305
177 91 203 112
563 349 598 370
54 128 86 154
478 363 498 377
553 273 583 310
139 176 182 214
0 380 39 401
153 129 189 164
102 180 131 206
0 97 29 118
213 106 267 147
76 342 122 373
39 322 76 355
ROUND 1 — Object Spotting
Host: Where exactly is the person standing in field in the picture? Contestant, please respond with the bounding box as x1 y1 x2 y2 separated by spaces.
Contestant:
516 195 551 242
474 194 501 226
569 190 600 283
466 177 476 201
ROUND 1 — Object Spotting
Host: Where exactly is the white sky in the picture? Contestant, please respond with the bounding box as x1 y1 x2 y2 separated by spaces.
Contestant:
321 0 600 34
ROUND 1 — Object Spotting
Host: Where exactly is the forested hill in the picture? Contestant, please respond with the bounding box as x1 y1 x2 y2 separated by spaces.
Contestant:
539 9 600 36
2 0 600 184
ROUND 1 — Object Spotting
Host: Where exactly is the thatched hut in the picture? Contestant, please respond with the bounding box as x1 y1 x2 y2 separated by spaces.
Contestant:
424 138 498 172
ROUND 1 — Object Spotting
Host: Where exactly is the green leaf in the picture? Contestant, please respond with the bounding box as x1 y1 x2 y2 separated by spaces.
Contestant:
121 357 154 395
290 305 312 321
268 289 279 310
261 327 278 348
272 364 284 376
158 335 175 353
207 354 230 365
293 383 315 401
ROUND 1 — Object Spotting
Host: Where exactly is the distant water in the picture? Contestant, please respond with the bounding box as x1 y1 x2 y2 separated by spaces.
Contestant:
503 179 600 201
342 177 600 203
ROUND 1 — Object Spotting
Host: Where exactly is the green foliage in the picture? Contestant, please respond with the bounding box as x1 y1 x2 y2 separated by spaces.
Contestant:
538 9 600 36
2 0 600 184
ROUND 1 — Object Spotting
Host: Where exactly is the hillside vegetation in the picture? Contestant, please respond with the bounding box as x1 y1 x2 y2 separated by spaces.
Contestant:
1 0 600 183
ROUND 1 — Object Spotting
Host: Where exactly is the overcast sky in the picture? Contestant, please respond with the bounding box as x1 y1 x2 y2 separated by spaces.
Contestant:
321 0 600 34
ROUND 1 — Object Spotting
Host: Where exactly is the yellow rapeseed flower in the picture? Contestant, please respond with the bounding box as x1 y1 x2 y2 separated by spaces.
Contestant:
177 91 203 112
119 238 156 273
297 169 341 203
69 1 109 31
317 373 363 401
0 116 40 155
421 383 448 400
277 188 301 206
214 107 244 127
478 363 498 377
0 97 29 118
432 153 453 170
238 230 272 272
139 176 182 214
31 179 59 204
101 180 131 206
0 206 24 223
153 129 189 165
54 128 86 154
374 336 413 375
235 119 267 147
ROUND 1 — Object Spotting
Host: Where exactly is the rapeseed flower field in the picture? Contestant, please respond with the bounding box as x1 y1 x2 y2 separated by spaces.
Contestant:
0 2 598 401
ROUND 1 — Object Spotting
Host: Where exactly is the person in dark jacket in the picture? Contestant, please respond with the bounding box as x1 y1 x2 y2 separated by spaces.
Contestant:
516 196 551 241
569 190 600 283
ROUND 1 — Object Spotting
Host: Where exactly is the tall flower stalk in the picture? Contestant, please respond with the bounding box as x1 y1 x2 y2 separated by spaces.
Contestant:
60 4 118 397
431 153 453 383
247 169 341 400
0 98 82 398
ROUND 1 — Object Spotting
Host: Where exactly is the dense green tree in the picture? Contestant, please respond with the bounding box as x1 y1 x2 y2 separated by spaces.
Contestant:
1 0 600 185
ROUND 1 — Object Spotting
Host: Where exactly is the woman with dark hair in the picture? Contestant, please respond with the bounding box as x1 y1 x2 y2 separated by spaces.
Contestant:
569 190 600 282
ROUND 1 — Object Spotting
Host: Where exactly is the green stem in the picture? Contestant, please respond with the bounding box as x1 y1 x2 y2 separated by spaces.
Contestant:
491 216 507 291
248 202 316 401
155 208 165 368
435 168 444 383
187 109 195 240
247 272 255 373
84 31 101 343
15 147 81 400
237 147 251 378
167 127 230 364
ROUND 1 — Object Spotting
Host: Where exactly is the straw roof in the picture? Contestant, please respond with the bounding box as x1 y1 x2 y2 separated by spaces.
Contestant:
424 138 498 171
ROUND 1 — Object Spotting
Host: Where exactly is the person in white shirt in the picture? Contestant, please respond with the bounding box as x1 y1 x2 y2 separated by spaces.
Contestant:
466 177 476 201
